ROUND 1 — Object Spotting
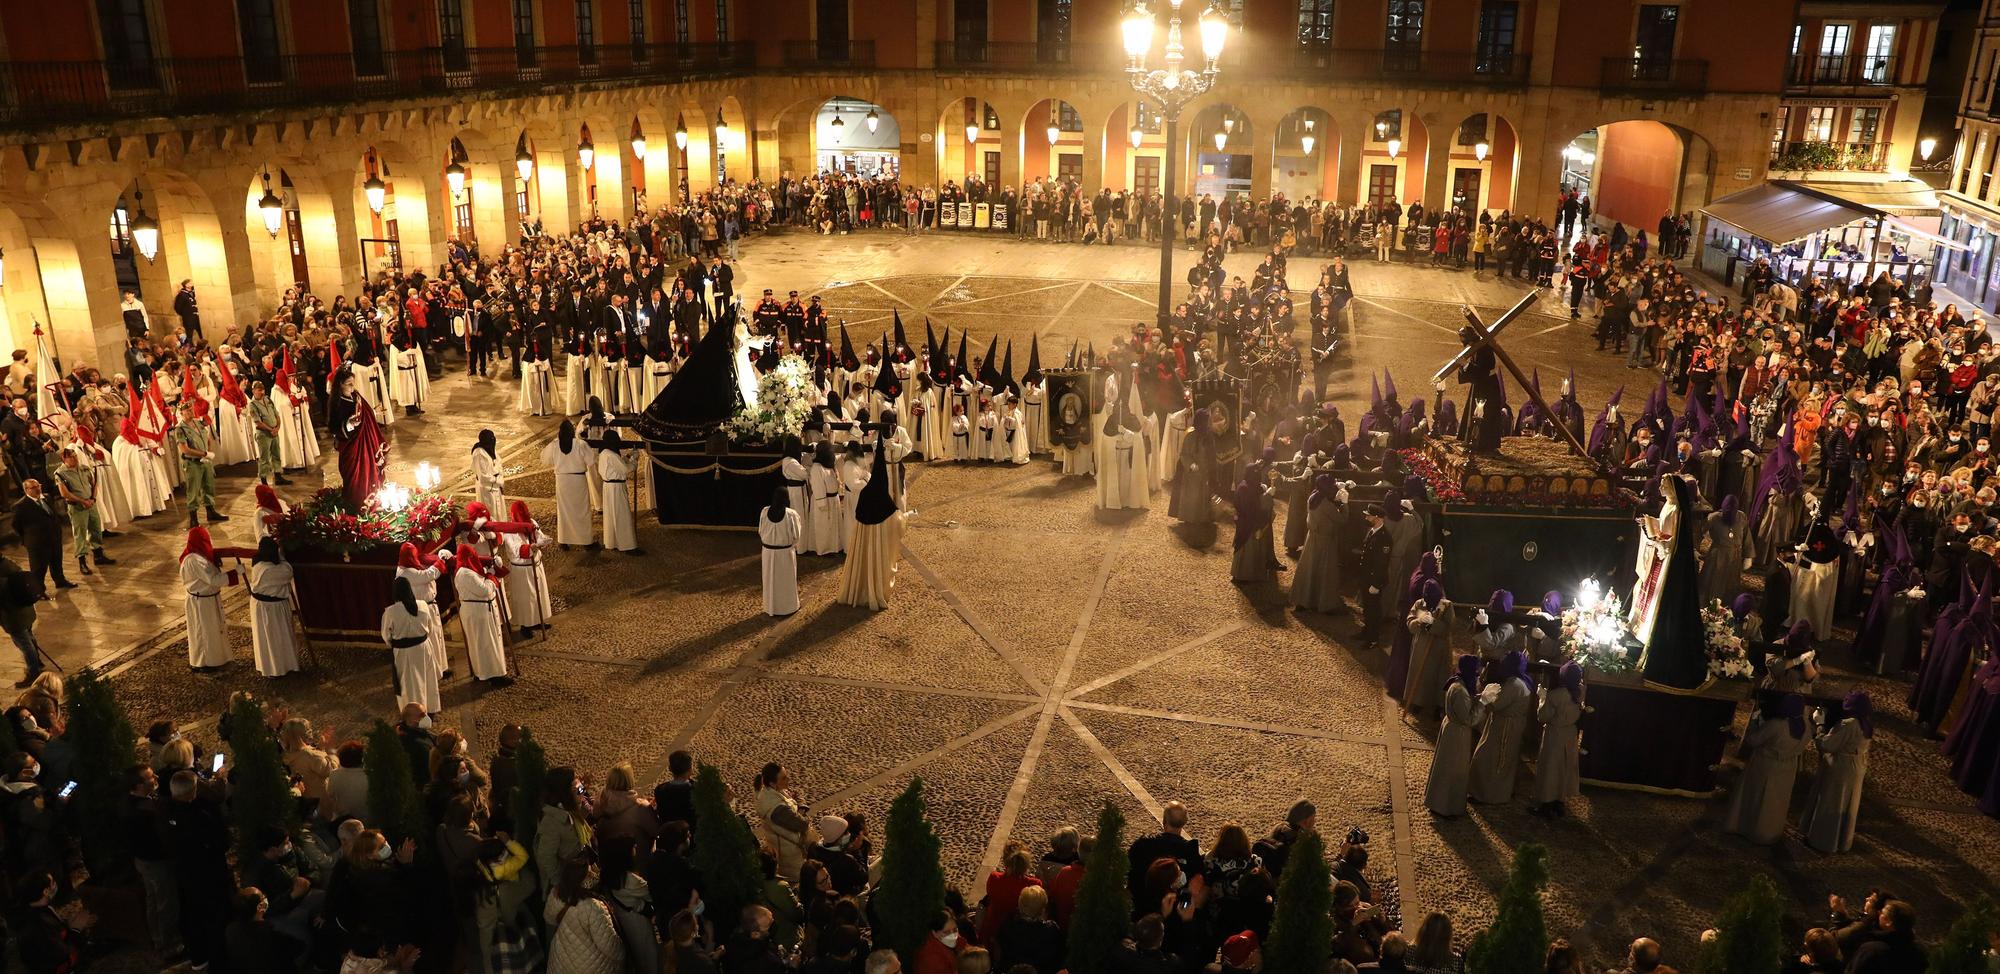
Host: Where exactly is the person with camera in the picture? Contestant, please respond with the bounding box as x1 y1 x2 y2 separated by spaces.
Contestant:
1331 879 1391 965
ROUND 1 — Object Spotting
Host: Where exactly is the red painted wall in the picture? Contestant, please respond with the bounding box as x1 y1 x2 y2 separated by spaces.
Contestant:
0 0 96 59
1594 120 1681 229
165 0 242 59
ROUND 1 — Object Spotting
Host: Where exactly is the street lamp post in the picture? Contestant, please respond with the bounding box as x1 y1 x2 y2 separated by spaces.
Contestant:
1121 0 1228 330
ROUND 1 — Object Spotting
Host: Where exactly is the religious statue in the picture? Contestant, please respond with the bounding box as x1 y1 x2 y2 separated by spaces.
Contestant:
326 363 388 510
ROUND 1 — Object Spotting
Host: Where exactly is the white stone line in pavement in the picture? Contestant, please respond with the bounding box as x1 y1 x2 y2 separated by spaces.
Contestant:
1061 620 1248 702
1355 297 1466 335
808 702 1045 811
931 279 1084 310
637 602 819 782
1062 699 1429 752
754 668 1042 704
1059 705 1165 823
977 526 1129 880
1380 696 1420 936
899 543 1052 697
1036 280 1100 341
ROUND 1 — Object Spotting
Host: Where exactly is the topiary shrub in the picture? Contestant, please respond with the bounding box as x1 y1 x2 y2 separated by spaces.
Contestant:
511 727 549 850
1467 843 1551 974
62 667 138 876
873 777 946 966
1694 873 1786 974
1065 801 1133 974
1922 896 1997 974
1265 829 1334 974
363 719 427 851
226 694 299 863
688 762 763 924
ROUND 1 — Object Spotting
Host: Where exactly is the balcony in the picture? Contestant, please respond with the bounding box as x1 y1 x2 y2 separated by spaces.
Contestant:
1283 47 1531 86
783 40 876 69
0 42 755 129
1770 139 1891 173
1600 57 1708 95
1785 53 1900 89
935 40 1104 70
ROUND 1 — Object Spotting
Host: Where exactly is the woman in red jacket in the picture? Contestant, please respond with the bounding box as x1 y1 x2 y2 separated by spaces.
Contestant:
976 845 1043 945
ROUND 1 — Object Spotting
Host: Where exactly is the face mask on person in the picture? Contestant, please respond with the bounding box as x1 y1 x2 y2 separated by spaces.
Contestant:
456 770 471 786
939 932 959 947
1952 435 1962 443
374 842 394 861
417 715 433 730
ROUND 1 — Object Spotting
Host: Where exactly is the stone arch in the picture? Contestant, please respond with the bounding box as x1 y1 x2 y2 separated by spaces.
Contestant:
1438 111 1521 216
442 130 509 252
128 168 248 343
1360 107 1430 206
354 140 437 275
671 97 715 197
937 95 1003 189
717 95 750 184
1021 98 1084 189
238 161 351 308
631 106 674 209
1550 118 1717 235
1104 101 1170 194
0 192 105 370
812 96 902 178
1273 107 1338 203
1191 103 1255 201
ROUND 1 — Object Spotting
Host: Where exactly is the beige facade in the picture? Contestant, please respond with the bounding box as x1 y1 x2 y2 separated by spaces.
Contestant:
0 70 1777 373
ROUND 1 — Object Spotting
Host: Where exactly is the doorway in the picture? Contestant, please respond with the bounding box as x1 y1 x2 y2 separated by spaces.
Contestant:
1368 164 1398 205
1452 168 1483 212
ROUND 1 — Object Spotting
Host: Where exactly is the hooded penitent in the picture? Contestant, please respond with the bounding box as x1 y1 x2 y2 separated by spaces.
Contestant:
853 439 897 526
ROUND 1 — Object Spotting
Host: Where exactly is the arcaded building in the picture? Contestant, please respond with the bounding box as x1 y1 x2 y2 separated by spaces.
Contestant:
0 0 1794 371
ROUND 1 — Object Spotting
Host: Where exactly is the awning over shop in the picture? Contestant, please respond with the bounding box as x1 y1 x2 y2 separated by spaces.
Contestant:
1700 183 1871 246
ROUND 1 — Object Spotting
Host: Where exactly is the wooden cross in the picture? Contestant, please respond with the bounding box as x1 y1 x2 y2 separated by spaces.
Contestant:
1430 288 1594 463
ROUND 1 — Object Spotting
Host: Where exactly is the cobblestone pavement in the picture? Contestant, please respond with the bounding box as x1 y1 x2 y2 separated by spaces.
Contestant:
79 234 2000 966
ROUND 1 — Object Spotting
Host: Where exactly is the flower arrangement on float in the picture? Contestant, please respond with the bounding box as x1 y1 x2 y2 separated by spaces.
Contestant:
1559 578 1637 673
723 354 813 446
1701 599 1755 680
271 462 456 558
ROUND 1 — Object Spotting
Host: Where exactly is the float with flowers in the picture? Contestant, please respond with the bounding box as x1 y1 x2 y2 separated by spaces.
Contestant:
269 463 463 645
634 304 806 526
1530 575 1753 798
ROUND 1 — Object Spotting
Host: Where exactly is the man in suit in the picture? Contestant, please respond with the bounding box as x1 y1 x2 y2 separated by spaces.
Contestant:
10 479 72 592
1354 503 1390 647
174 280 202 344
600 292 632 339
1 555 46 686
464 298 493 377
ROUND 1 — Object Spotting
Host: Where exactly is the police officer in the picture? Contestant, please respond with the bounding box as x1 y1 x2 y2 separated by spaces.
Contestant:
172 400 229 526
248 381 290 486
51 449 115 576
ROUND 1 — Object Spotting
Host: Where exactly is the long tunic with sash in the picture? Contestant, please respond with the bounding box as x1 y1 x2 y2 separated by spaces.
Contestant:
248 560 300 677
82 444 130 530
182 556 229 668
780 457 811 542
112 435 171 517
598 449 639 551
454 566 509 681
541 440 597 545
759 508 802 616
519 358 555 416
381 602 441 714
1532 688 1583 804
836 512 909 610
1425 681 1486 816
394 563 451 679
499 530 554 629
1469 676 1532 803
804 464 845 555
1290 500 1344 612
1801 718 1871 853
1403 600 1454 712
473 448 506 515
1723 715 1808 844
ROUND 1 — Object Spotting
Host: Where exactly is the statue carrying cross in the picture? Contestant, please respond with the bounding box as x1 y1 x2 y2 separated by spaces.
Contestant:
1430 288 1596 465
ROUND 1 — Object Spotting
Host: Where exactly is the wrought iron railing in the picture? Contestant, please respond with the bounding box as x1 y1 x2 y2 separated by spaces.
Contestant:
783 40 876 68
1600 57 1709 95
